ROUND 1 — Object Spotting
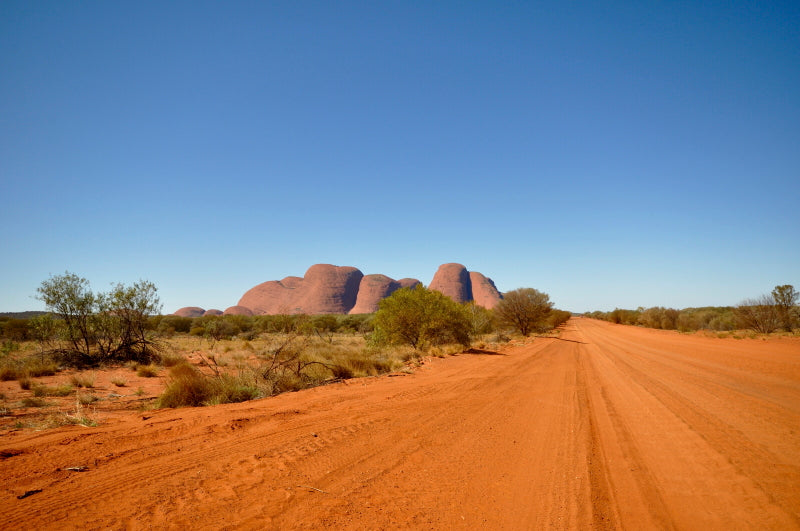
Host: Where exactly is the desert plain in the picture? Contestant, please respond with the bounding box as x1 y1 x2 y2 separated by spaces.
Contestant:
1 318 799 529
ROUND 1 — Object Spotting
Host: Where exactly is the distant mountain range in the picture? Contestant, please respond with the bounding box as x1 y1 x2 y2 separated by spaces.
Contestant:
173 263 503 317
0 311 47 320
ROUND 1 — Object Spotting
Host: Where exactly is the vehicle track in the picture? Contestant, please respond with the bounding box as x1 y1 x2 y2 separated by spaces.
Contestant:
1 319 798 529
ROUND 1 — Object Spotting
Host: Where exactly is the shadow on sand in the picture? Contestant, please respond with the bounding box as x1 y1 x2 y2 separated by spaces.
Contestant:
550 337 588 345
462 348 507 356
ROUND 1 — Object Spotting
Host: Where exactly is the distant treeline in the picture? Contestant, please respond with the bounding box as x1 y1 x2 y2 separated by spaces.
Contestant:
586 284 798 334
1 307 573 343
585 306 737 332
0 311 47 320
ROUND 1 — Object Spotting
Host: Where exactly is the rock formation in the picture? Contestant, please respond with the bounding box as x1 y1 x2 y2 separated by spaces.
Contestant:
429 263 473 303
173 307 205 318
398 278 422 290
428 263 503 309
351 275 403 314
468 272 503 309
223 306 254 316
238 264 363 315
174 263 500 315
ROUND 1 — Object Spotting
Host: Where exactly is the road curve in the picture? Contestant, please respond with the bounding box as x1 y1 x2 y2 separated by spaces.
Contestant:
1 318 799 529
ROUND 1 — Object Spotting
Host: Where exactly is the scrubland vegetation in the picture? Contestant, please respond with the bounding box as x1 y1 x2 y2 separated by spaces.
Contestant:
587 284 798 335
0 275 570 425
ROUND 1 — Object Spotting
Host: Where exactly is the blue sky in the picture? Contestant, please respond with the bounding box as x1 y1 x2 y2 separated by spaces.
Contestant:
1 1 798 313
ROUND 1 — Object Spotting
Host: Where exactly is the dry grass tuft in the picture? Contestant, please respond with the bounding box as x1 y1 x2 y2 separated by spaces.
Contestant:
70 373 96 388
136 364 159 378
158 363 259 408
158 352 185 368
32 383 74 397
21 397 48 408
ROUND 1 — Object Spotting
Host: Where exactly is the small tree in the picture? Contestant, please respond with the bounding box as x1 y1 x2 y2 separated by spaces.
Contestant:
36 272 162 365
494 288 553 336
30 313 61 353
373 285 471 350
772 284 798 332
735 294 781 334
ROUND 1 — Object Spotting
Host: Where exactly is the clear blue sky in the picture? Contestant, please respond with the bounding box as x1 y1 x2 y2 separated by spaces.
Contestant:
2 1 798 314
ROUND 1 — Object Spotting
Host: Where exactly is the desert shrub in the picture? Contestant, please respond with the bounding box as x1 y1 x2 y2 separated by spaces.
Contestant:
772 284 798 332
111 377 127 387
209 374 260 405
136 364 159 377
311 315 338 333
465 303 495 336
195 316 237 341
21 397 47 408
18 376 32 390
0 355 59 381
29 313 62 351
77 392 99 405
33 383 74 397
25 358 59 377
225 314 255 335
159 364 216 408
337 314 373 334
158 364 259 408
157 315 192 335
69 373 95 388
373 285 472 349
0 366 18 381
1 320 30 341
548 309 572 329
158 352 185 368
735 295 782 334
36 272 162 366
1 340 21 356
255 314 306 334
494 288 554 336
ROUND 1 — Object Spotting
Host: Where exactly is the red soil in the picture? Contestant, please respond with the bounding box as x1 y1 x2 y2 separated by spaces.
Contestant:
2 319 799 529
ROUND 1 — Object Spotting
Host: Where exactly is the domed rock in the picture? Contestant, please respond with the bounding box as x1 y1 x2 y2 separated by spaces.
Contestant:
397 278 422 290
469 272 503 309
238 264 363 315
280 276 304 289
297 264 363 314
203 309 223 316
349 274 403 314
234 263 497 315
238 280 299 315
173 306 205 317
223 305 254 316
429 263 473 303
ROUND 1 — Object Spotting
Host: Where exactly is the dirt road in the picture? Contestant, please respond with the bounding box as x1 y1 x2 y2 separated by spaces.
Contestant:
2 319 799 529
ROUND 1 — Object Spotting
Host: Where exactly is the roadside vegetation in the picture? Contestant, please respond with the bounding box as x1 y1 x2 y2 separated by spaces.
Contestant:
587 284 799 335
1 275 570 425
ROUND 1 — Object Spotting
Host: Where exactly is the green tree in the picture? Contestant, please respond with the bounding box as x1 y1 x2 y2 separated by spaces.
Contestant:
494 288 553 336
30 313 61 353
373 285 471 349
772 284 798 332
36 272 96 356
36 272 162 365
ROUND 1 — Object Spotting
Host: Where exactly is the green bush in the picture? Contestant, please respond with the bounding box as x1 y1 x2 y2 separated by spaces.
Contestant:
373 285 471 349
494 288 554 336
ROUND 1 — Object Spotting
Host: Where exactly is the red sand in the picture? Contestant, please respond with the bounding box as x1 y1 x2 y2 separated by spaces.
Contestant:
2 318 799 529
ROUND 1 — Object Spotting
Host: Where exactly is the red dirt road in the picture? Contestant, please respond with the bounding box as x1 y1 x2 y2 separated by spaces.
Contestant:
2 319 799 529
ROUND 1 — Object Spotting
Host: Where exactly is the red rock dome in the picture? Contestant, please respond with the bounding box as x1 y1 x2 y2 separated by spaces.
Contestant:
173 306 205 318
